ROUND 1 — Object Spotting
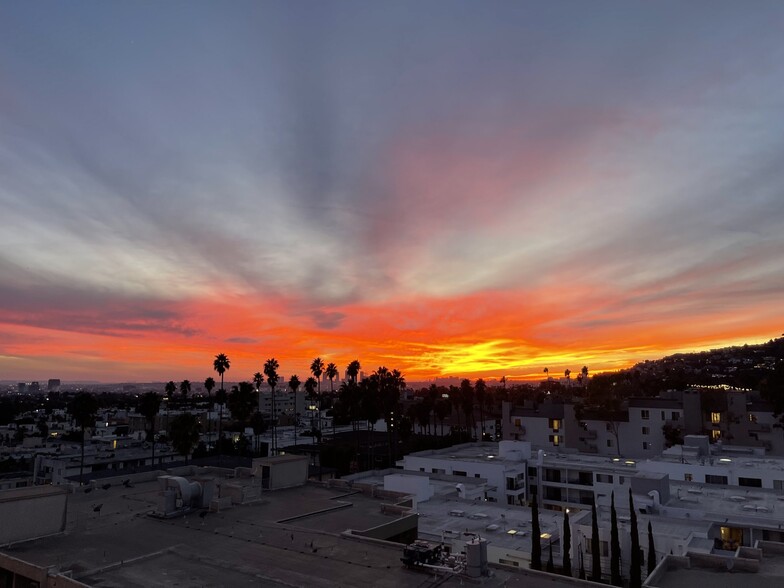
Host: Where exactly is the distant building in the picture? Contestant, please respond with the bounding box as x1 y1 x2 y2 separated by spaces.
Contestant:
47 379 61 392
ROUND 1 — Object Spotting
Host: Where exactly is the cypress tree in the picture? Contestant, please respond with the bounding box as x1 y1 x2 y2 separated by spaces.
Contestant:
647 521 657 576
562 510 572 576
547 541 555 573
611 491 622 586
590 501 601 582
629 489 642 588
531 498 542 570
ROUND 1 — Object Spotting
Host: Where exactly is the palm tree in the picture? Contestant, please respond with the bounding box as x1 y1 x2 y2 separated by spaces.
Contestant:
165 380 176 401
213 353 230 458
565 368 571 380
179 380 191 404
213 353 231 395
289 375 301 446
346 359 361 383
310 357 325 438
70 392 98 485
138 392 162 468
325 362 338 394
543 367 549 380
264 358 280 454
325 363 338 435
253 371 264 391
203 376 215 447
304 377 318 439
215 387 228 458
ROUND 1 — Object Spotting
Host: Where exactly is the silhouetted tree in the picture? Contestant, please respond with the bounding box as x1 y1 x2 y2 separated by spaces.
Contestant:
70 392 98 485
590 501 601 582
547 541 555 573
137 392 161 468
531 498 542 570
475 378 487 440
170 413 200 462
203 377 215 442
213 353 230 458
647 521 656 576
563 509 572 576
629 489 642 588
310 357 325 437
179 380 191 403
264 358 280 454
346 359 361 383
611 491 622 586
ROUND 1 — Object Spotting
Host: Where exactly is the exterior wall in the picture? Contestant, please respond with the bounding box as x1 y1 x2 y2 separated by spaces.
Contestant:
0 486 68 544
637 458 784 489
401 452 526 505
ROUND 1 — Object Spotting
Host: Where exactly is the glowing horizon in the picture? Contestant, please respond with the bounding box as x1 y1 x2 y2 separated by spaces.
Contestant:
2 3 783 383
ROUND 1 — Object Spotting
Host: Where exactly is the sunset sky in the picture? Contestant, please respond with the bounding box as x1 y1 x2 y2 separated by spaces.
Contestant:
2 2 783 383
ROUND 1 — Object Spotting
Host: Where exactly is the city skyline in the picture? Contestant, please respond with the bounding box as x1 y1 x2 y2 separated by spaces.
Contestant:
2 2 784 382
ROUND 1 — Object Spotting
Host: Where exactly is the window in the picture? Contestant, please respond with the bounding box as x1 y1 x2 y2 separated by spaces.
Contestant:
706 474 728 485
549 418 561 431
642 427 650 435
641 410 650 420
596 474 613 484
514 418 522 427
549 434 560 446
711 429 722 440
606 439 613 447
453 470 467 477
739 477 762 488
774 480 784 491
684 473 693 482
642 442 650 450
671 412 680 421
711 412 721 424
528 467 537 477
606 423 612 432
749 414 757 424
661 411 666 420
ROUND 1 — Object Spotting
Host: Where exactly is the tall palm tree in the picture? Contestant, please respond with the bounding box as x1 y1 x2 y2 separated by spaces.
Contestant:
264 358 280 454
325 363 339 436
346 359 361 383
543 367 549 380
213 353 230 458
70 392 98 485
304 377 318 438
213 353 231 394
310 357 325 438
289 375 301 446
253 371 264 391
203 377 215 447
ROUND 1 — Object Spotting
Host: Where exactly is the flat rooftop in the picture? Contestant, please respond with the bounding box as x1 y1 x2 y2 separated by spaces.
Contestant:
653 554 784 588
0 478 420 587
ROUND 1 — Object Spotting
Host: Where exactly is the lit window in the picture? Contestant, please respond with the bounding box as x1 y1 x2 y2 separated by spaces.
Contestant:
711 412 721 424
711 429 721 440
549 418 561 431
549 434 560 446
748 414 757 424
